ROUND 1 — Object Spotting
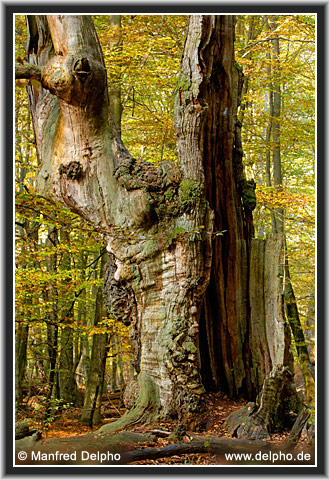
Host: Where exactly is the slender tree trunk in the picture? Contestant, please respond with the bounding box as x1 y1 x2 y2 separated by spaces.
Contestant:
15 107 33 411
58 230 77 405
264 17 277 232
44 323 58 426
267 17 314 402
44 227 59 426
80 251 109 425
76 252 90 388
110 354 117 391
269 17 284 235
283 244 314 402
15 323 29 410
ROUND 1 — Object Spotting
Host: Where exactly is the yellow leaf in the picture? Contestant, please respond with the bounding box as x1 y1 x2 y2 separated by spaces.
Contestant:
30 78 41 88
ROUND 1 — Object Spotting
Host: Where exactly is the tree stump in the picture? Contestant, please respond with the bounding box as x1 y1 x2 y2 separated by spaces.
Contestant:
225 366 301 440
285 406 310 446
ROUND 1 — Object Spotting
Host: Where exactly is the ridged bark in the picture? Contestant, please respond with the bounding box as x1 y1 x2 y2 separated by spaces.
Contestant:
190 17 291 399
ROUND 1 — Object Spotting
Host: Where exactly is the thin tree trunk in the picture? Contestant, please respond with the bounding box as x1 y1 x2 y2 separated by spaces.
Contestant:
267 17 314 402
110 354 117 391
269 16 284 234
15 106 32 411
283 246 315 402
57 233 77 406
264 17 276 231
80 251 109 425
44 227 59 427
15 323 29 410
77 252 90 388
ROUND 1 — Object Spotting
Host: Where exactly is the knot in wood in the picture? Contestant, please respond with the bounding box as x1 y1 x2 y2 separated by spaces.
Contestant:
58 161 83 180
73 57 91 79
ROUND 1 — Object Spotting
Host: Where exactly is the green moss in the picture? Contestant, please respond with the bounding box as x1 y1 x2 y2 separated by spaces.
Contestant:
235 60 243 72
168 227 187 246
164 187 176 203
175 77 191 93
144 239 158 257
241 180 257 211
96 373 160 434
131 265 141 290
179 179 205 211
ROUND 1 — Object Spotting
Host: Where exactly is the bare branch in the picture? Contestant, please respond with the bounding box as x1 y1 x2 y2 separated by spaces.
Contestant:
15 63 42 81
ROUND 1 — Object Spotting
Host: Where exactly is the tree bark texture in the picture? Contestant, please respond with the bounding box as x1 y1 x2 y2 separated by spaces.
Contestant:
19 14 293 425
266 16 314 402
188 17 291 399
224 365 300 440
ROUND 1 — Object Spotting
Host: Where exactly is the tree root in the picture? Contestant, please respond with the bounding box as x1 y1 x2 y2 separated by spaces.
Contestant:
95 372 160 434
224 366 301 440
285 407 312 447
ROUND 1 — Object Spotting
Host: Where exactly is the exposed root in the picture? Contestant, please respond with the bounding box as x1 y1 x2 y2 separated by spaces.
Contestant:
225 366 301 440
95 373 160 434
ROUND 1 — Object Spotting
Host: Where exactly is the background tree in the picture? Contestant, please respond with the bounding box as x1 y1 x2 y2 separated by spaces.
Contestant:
235 14 315 401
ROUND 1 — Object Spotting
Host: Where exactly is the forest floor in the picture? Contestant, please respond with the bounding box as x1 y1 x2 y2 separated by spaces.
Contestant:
16 389 311 466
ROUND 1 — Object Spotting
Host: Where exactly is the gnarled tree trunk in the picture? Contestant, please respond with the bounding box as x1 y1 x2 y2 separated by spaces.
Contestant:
17 14 296 430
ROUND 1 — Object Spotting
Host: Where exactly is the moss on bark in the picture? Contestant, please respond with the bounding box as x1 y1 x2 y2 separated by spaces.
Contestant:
95 373 160 434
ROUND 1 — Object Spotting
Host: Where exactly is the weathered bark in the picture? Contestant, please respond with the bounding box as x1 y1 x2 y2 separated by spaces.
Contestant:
23 14 213 425
249 235 294 389
19 14 295 428
224 365 300 440
15 63 41 80
285 406 310 446
108 15 123 134
192 17 289 399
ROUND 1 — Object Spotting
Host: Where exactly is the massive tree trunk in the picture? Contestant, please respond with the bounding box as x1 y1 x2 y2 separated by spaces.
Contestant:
17 14 295 428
